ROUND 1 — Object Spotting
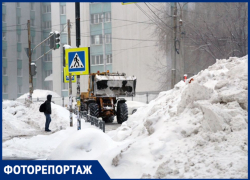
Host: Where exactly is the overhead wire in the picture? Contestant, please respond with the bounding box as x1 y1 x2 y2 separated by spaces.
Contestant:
144 3 173 30
134 3 171 34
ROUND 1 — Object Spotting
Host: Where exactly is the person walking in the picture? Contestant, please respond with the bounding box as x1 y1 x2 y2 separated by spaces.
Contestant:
44 94 52 132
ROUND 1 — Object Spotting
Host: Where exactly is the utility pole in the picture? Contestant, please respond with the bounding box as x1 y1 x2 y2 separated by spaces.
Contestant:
75 2 81 130
27 20 33 101
68 19 73 127
102 4 106 72
171 3 177 89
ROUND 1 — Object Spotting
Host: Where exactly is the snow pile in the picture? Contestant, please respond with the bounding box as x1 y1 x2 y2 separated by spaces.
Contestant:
48 129 129 160
2 99 101 158
49 56 248 178
126 101 147 114
2 100 70 141
17 89 60 99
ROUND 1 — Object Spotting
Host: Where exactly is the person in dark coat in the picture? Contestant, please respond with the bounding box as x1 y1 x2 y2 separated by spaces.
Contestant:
44 94 52 132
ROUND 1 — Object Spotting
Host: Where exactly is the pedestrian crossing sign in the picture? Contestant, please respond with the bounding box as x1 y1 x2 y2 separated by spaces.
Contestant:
65 47 90 76
63 67 76 83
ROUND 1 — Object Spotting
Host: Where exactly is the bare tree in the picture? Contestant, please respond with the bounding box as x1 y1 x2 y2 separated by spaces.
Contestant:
150 3 248 90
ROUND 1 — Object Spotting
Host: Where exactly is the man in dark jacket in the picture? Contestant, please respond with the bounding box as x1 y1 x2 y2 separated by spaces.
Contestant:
44 94 52 132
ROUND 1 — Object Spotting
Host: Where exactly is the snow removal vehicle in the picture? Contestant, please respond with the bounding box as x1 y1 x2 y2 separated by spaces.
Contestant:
80 71 136 124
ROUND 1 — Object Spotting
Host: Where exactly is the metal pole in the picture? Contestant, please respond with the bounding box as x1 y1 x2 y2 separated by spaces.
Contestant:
75 2 81 130
67 19 73 127
102 4 106 72
69 74 73 127
27 20 33 102
171 3 177 89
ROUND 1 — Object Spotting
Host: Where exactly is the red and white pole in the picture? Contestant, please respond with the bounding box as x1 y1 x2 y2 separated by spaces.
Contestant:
183 74 187 82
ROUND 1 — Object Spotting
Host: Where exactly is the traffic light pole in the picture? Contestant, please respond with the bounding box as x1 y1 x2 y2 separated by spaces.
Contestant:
75 2 81 130
67 19 73 127
27 20 33 102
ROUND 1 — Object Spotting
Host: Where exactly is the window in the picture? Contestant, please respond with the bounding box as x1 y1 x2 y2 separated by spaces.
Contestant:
17 17 21 25
3 67 7 75
2 2 5 5
43 4 51 13
45 70 52 77
60 5 66 14
91 56 95 65
2 49 6 57
91 55 103 65
44 54 52 61
31 36 35 43
96 56 100 64
105 12 111 22
17 52 22 59
16 3 20 8
106 54 112 64
91 35 103 45
31 19 35 26
18 85 22 94
2 14 6 22
3 85 7 93
60 24 66 33
91 13 103 24
105 34 111 44
2 32 6 40
30 3 34 10
17 34 21 42
17 68 22 77
43 21 51 29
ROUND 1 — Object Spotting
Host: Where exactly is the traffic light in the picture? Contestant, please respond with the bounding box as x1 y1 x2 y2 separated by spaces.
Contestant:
31 63 37 76
49 32 55 50
54 31 60 49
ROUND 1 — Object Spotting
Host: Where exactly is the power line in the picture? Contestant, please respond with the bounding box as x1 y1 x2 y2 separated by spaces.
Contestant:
148 3 172 18
71 34 158 42
134 3 170 34
4 23 27 27
144 3 173 31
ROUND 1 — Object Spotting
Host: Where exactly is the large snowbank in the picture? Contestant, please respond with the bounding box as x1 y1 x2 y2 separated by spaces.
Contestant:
2 100 70 141
17 89 60 99
2 99 100 158
49 56 248 178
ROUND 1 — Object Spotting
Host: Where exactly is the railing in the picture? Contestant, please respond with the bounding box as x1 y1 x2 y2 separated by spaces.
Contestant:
80 111 105 133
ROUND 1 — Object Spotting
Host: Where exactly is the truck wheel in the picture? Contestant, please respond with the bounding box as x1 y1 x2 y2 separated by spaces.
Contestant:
117 102 128 124
102 116 114 123
81 103 87 111
88 103 99 118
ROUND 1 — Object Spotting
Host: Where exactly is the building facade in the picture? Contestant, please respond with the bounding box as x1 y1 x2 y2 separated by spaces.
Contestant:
2 2 164 100
2 2 44 100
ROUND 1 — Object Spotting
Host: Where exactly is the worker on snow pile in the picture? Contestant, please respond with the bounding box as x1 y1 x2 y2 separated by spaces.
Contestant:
44 94 52 132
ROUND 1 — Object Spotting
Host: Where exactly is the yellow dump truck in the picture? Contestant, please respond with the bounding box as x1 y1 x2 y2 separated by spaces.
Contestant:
81 71 136 124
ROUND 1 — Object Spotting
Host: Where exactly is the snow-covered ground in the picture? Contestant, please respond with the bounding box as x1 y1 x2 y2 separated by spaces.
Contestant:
2 100 100 158
2 56 248 178
2 100 70 141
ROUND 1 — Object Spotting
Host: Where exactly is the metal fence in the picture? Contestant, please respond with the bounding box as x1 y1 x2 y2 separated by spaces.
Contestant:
80 111 105 132
123 92 160 104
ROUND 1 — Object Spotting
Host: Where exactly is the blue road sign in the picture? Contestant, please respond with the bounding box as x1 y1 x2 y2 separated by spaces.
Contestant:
68 51 86 73
66 75 75 81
